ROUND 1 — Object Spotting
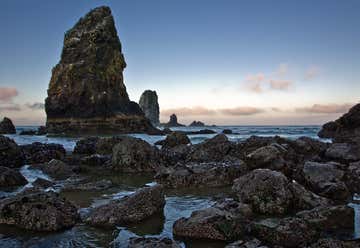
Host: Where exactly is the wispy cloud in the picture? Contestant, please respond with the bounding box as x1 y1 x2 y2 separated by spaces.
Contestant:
161 106 264 117
0 87 19 103
269 80 293 91
26 102 45 110
218 107 264 116
245 73 265 93
0 104 21 112
295 103 353 114
276 63 288 77
305 66 320 80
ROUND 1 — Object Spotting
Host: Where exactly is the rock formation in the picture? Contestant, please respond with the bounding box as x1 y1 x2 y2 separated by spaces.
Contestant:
318 103 360 144
189 120 205 127
45 6 158 134
163 114 184 127
0 117 16 134
139 90 160 126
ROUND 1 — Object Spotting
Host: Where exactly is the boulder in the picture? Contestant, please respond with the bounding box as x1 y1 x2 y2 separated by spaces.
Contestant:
189 121 205 127
296 205 354 231
44 6 158 134
0 166 27 187
86 185 165 227
325 143 360 162
302 161 350 200
19 130 37 135
36 126 47 135
128 237 181 248
155 161 247 188
222 129 233 134
63 179 112 191
161 131 190 149
345 161 360 193
232 169 330 215
318 103 360 144
245 143 287 170
112 136 161 172
309 238 360 248
0 135 24 168
251 217 318 247
32 159 74 180
163 114 185 127
173 200 252 241
21 142 66 164
139 90 160 126
0 117 16 134
225 239 268 248
187 134 234 162
73 136 128 155
80 154 111 167
0 191 78 231
73 137 99 154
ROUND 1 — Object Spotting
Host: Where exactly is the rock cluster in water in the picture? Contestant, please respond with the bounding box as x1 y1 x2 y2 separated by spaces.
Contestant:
45 6 157 134
139 90 160 126
189 120 205 127
163 114 185 127
0 117 16 134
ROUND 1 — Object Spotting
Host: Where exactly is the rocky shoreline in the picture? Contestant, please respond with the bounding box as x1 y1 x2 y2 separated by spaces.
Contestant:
0 104 360 247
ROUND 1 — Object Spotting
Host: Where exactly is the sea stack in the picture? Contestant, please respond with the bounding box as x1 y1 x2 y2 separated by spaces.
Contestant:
45 6 157 134
0 117 16 134
139 90 160 126
164 114 185 127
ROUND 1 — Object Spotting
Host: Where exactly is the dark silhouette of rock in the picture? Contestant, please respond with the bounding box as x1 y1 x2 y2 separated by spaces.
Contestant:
0 191 78 231
0 135 24 168
129 237 181 248
222 129 232 134
318 103 360 144
0 117 16 134
32 178 54 188
21 142 66 164
163 114 185 127
0 166 27 187
19 130 37 135
160 131 190 149
45 6 158 134
189 121 205 127
139 90 160 126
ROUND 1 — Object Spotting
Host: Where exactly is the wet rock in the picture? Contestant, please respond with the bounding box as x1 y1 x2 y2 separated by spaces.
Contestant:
73 137 99 154
187 129 216 135
63 179 112 191
19 130 37 135
318 103 360 144
303 161 350 200
32 178 54 188
345 161 360 193
73 136 127 155
225 239 268 248
251 217 318 247
187 134 234 162
161 131 190 149
36 126 47 135
21 142 66 164
0 117 16 134
159 144 192 166
246 143 287 170
45 6 157 134
309 238 360 248
0 135 24 168
0 191 78 231
163 114 185 127
112 136 161 172
325 143 360 162
86 185 165 227
155 161 247 188
189 121 205 127
0 166 27 187
232 169 329 215
32 159 74 180
129 237 181 248
139 90 160 126
296 205 354 231
222 129 233 134
173 200 252 241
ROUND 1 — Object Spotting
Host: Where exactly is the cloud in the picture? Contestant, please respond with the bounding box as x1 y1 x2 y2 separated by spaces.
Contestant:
276 63 288 77
295 103 353 114
161 106 217 116
0 104 21 112
245 73 265 93
269 80 293 91
271 107 283 112
305 66 320 80
218 107 264 116
26 102 45 110
0 87 19 103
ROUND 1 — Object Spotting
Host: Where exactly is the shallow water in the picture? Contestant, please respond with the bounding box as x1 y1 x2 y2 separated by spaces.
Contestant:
0 125 357 247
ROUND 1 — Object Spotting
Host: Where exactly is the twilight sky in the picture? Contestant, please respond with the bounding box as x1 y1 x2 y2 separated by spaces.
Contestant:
0 0 359 125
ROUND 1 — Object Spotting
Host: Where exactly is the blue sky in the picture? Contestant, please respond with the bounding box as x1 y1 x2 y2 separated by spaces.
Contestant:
0 0 359 125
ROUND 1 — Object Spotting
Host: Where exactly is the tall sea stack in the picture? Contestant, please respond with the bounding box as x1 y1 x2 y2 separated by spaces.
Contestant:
139 90 160 126
45 6 157 134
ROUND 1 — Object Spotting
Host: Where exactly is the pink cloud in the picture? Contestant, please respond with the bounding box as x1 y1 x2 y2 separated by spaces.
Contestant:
0 104 21 112
245 73 265 93
269 80 292 90
161 106 217 116
305 66 320 80
295 103 353 114
0 87 19 102
219 106 264 116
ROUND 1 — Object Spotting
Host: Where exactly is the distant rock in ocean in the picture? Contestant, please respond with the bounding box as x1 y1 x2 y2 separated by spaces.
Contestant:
189 120 205 127
164 114 185 127
45 6 158 134
0 117 16 134
139 90 160 126
318 103 360 144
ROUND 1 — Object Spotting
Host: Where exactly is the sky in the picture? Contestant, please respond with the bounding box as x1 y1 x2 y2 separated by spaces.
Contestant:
0 0 359 125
